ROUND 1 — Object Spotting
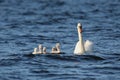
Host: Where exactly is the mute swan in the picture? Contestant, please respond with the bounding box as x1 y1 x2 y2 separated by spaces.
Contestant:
32 48 37 54
38 44 43 54
43 47 47 54
51 43 61 54
74 23 93 55
56 43 61 53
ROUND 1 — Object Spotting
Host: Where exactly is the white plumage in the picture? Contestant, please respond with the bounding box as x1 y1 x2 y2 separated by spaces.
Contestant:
74 23 93 55
84 40 93 52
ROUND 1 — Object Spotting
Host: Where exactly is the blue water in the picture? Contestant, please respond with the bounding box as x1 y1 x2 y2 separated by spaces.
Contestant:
0 0 120 80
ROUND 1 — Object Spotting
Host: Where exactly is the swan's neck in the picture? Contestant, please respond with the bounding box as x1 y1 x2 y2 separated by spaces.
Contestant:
78 28 85 52
34 48 37 52
56 46 60 53
79 33 84 47
78 28 83 41
78 32 83 41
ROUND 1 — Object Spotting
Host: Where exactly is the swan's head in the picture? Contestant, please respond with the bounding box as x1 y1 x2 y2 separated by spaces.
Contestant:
77 23 82 33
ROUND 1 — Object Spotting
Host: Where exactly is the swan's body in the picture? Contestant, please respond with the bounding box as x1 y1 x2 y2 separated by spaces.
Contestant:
74 23 93 55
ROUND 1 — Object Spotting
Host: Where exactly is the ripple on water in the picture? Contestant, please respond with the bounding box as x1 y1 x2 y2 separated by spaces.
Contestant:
0 0 120 80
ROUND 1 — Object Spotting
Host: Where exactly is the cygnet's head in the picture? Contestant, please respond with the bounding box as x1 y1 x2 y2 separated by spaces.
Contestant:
56 43 60 48
34 48 37 52
39 44 43 49
77 23 82 33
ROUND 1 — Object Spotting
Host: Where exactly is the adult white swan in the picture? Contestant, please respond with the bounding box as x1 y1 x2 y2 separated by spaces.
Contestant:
74 23 93 55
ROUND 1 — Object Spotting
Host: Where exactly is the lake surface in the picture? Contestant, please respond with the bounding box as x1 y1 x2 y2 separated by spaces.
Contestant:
0 0 120 80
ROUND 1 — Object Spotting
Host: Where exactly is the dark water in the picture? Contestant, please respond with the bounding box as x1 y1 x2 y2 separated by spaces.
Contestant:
0 0 120 80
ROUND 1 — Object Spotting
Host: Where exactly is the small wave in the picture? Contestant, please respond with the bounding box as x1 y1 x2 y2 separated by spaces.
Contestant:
45 54 79 62
21 11 37 16
0 55 22 66
81 55 105 60
45 54 105 62
18 52 105 63
30 69 50 74
23 53 35 58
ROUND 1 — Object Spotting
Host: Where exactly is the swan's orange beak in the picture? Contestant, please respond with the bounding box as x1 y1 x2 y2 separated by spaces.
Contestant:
78 27 82 33
80 28 82 33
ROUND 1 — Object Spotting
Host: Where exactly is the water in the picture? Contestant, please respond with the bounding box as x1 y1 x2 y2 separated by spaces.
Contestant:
0 0 120 80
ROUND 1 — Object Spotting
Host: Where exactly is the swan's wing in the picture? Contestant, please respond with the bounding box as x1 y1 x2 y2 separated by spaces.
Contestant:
84 40 93 52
